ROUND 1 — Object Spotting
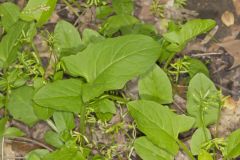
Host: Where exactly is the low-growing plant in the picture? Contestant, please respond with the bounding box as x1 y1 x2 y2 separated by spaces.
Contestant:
0 0 239 160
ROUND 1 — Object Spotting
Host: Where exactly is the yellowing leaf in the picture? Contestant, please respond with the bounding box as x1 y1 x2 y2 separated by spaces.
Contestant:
221 11 234 27
223 96 237 111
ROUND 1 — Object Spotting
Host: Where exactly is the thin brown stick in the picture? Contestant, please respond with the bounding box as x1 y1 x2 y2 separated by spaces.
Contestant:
191 52 223 57
6 137 53 152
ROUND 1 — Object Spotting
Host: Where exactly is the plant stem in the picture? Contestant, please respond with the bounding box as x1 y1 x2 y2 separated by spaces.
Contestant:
177 139 195 160
215 94 223 138
80 103 87 136
164 52 175 70
63 0 80 17
103 94 130 104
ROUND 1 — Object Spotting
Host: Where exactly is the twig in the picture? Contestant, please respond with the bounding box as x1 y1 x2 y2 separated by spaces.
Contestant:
1 137 4 160
191 52 223 57
4 156 25 159
215 83 239 96
6 137 53 152
201 25 219 45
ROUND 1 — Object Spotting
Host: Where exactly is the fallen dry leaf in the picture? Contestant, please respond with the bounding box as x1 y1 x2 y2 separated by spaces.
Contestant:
221 11 235 27
223 96 237 111
233 0 240 15
218 39 240 68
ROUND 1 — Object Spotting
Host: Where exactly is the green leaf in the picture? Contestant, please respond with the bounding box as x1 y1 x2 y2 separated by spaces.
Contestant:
25 149 49 160
225 128 240 158
92 99 116 121
198 150 213 160
134 137 173 160
190 128 211 155
101 15 139 36
20 0 57 26
33 104 54 120
176 115 195 133
82 29 105 46
4 127 25 137
54 20 84 57
112 0 133 15
53 111 75 132
33 79 83 113
7 86 39 126
163 19 216 45
186 73 219 127
44 131 64 148
0 2 20 30
0 21 32 68
184 57 209 78
96 5 113 19
128 23 156 36
62 35 161 102
128 100 194 155
43 147 85 160
138 65 173 104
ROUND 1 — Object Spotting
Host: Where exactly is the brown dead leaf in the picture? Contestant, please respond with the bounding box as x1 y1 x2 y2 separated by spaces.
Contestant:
233 0 240 15
223 96 237 111
218 39 240 68
221 11 235 27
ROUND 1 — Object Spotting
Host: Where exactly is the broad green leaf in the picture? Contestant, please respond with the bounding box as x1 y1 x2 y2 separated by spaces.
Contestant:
7 86 38 126
101 15 139 36
138 65 173 104
190 128 211 155
53 111 75 132
20 0 57 26
134 137 173 160
96 5 113 19
176 115 195 133
4 127 25 137
128 100 194 155
33 104 54 120
44 131 64 148
92 99 116 121
0 21 32 68
82 29 104 46
43 147 85 160
33 79 83 113
163 19 216 45
54 20 83 57
198 150 213 160
33 79 54 120
186 73 219 127
126 23 156 36
184 57 209 78
0 2 20 30
0 118 7 138
25 149 49 160
112 0 133 15
62 35 161 102
225 128 240 158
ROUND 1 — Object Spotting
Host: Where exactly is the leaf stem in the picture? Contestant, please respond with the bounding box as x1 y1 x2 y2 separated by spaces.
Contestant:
80 103 87 137
177 139 195 160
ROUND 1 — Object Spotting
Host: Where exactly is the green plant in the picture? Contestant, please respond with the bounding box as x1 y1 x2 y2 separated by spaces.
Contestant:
0 0 240 160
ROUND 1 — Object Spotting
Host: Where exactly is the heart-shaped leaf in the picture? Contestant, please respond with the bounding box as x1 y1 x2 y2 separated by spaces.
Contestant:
62 35 161 102
33 79 83 113
128 100 194 155
138 64 173 104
